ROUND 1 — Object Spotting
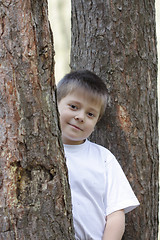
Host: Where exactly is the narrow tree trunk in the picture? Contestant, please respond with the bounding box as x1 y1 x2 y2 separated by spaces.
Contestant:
71 0 159 239
0 1 74 239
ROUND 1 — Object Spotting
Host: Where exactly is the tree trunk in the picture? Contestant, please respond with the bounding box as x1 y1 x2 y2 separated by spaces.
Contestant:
71 0 159 239
0 1 74 239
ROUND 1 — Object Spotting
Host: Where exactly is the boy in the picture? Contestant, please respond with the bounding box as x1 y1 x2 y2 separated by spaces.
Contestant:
57 70 139 240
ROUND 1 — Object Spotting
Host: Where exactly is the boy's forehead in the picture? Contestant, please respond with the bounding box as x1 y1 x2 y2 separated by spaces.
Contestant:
69 87 94 98
67 87 103 107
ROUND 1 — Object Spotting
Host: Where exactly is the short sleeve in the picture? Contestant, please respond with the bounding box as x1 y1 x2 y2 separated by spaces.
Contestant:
104 156 140 216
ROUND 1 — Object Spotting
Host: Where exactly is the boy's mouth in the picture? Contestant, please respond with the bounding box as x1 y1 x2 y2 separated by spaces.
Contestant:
68 123 83 131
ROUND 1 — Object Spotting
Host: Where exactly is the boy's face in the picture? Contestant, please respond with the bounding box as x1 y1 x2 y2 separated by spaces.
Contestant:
58 88 102 145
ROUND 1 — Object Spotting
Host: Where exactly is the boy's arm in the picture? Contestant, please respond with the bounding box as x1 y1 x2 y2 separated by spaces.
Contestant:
102 210 125 240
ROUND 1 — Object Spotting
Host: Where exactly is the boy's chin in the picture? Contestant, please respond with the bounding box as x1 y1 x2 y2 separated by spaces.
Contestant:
62 138 86 145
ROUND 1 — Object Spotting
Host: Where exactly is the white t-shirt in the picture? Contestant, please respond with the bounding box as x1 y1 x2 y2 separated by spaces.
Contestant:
64 139 140 240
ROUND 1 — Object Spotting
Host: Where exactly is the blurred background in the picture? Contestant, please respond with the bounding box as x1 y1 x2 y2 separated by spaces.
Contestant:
48 0 160 237
48 0 71 83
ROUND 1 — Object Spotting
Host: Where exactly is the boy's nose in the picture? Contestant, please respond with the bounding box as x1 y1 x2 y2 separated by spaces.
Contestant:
74 111 85 122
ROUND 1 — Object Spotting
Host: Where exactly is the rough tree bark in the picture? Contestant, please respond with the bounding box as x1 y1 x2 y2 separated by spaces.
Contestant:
0 1 74 239
71 0 159 239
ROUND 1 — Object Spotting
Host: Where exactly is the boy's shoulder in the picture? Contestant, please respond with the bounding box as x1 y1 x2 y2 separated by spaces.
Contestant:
88 139 112 153
87 140 116 163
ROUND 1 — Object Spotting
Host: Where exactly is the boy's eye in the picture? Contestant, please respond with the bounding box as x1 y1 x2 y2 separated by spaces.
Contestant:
88 112 94 117
69 104 77 110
